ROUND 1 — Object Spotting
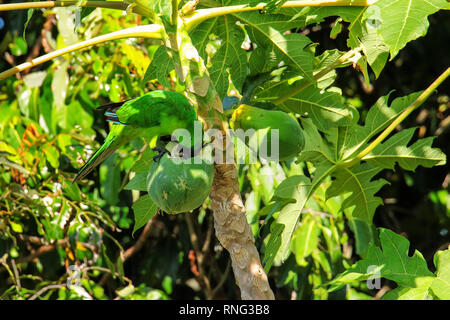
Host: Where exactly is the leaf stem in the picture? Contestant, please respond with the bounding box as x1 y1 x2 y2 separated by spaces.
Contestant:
341 66 450 168
185 0 377 30
123 0 157 18
0 24 163 81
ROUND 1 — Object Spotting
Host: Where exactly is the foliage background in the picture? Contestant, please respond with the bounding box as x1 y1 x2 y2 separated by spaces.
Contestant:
0 3 448 300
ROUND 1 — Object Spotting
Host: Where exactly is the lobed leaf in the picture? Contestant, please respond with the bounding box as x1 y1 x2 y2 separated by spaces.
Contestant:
327 163 388 223
144 46 174 88
328 228 445 300
364 127 446 170
376 0 449 60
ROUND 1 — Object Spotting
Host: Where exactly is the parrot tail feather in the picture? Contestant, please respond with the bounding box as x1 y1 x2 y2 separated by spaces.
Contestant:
72 139 118 183
96 101 129 125
95 100 128 111
104 111 125 125
106 119 126 125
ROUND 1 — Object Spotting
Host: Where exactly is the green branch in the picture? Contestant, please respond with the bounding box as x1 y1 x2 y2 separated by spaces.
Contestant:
0 1 128 11
184 0 377 30
0 1 156 17
341 66 450 168
0 25 163 80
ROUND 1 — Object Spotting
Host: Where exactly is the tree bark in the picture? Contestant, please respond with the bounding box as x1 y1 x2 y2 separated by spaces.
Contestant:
210 161 275 300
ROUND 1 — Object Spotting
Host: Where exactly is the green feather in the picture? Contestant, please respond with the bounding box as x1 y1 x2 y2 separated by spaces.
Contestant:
117 90 198 139
73 125 140 182
73 91 199 183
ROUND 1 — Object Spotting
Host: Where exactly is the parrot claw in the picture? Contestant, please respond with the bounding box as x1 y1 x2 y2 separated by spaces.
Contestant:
152 147 170 162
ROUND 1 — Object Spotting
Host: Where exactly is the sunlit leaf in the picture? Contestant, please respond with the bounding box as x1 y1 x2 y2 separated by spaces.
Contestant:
9 37 28 56
270 175 312 263
376 0 449 60
293 215 321 265
44 145 60 169
328 228 437 300
430 249 450 299
23 71 47 88
363 127 446 170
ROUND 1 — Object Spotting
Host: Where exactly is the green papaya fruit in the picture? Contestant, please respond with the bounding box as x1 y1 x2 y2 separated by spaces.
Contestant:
230 104 305 161
146 153 214 214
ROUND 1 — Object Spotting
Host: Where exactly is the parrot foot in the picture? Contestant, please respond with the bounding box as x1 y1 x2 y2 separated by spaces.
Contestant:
152 147 170 162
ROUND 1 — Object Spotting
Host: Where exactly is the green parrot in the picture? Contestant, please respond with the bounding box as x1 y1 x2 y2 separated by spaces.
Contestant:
73 90 201 183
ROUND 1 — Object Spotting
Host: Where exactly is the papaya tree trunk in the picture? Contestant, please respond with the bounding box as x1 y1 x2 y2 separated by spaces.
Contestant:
210 161 275 300
161 19 275 299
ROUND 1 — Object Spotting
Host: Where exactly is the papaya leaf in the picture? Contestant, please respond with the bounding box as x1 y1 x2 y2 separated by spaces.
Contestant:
191 10 316 98
325 91 445 226
297 118 337 169
345 6 389 77
124 173 147 191
131 148 157 173
327 228 440 300
253 66 356 132
293 214 321 266
430 249 450 300
144 46 174 88
209 27 247 99
314 49 348 89
262 222 284 273
269 174 318 264
236 12 314 84
327 163 388 224
333 91 421 161
363 127 446 170
375 0 449 60
191 16 247 99
305 6 389 77
132 195 158 236
354 13 389 78
279 84 356 132
347 217 377 257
